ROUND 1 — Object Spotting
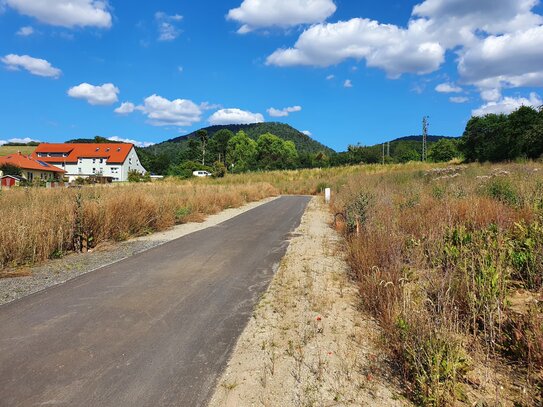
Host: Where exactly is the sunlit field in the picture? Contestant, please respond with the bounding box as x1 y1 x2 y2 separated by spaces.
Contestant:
2 161 542 404
330 162 543 405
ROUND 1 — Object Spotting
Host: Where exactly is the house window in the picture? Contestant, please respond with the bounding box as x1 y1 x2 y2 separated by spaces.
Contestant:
92 168 96 174
99 158 103 164
92 158 96 164
78 167 82 173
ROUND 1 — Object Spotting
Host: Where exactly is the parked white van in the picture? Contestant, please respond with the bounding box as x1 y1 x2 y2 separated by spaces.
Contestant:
193 170 212 177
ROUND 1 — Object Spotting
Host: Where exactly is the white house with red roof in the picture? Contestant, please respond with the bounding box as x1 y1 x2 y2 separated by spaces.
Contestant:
32 143 147 182
0 152 66 184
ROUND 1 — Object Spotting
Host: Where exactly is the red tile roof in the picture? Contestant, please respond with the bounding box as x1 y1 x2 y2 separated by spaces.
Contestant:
0 153 66 173
32 143 134 164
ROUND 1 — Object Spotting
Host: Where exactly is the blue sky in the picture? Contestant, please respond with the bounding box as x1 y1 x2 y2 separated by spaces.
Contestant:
1 0 542 151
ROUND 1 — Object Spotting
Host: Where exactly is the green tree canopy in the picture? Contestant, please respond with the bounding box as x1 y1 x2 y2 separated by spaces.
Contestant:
256 133 298 170
428 138 460 162
208 129 233 164
226 131 257 173
460 106 543 162
394 143 421 163
0 163 22 176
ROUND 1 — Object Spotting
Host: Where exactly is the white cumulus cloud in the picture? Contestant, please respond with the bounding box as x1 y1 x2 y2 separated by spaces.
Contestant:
435 82 463 93
155 11 183 41
413 0 542 37
265 0 543 94
227 0 336 33
16 26 34 36
140 94 202 126
107 136 155 148
344 79 353 88
208 108 264 125
267 105 302 117
266 18 445 78
68 83 119 105
114 102 136 115
472 92 542 116
4 0 112 28
1 54 61 78
301 130 312 136
458 25 543 99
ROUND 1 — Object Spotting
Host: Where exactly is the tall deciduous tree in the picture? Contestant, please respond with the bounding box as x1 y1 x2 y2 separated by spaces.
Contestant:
428 138 460 162
197 130 208 166
226 131 257 172
0 163 22 177
256 133 298 170
459 107 543 162
209 129 233 164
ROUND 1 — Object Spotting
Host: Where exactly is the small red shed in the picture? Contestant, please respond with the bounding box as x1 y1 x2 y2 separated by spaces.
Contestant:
0 175 23 188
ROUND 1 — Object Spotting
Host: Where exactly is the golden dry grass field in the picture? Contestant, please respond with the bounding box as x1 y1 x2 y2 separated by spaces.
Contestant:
2 161 542 405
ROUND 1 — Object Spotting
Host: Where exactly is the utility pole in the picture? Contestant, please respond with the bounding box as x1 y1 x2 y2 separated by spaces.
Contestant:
422 116 429 162
382 143 385 165
387 141 390 158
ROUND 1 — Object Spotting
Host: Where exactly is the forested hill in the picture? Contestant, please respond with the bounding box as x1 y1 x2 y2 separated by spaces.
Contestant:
165 122 335 155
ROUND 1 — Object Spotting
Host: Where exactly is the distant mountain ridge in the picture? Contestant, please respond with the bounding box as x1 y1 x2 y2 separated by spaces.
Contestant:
164 122 335 155
390 135 457 143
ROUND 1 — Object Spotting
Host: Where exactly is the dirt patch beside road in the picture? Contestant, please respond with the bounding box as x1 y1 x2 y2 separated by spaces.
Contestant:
209 197 409 406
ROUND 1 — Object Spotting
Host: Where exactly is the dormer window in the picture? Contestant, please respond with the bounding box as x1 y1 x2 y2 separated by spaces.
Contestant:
117 147 121 152
95 147 100 151
106 148 110 152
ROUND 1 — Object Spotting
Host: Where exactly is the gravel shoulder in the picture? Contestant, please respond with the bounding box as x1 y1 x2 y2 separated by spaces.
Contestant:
208 197 410 407
0 196 278 307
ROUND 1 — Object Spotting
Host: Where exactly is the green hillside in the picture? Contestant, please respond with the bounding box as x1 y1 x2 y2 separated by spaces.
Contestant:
167 123 334 155
139 122 335 174
0 145 37 156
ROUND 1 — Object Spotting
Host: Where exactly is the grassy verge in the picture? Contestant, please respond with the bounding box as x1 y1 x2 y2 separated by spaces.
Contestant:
0 181 277 270
0 146 36 156
331 162 543 405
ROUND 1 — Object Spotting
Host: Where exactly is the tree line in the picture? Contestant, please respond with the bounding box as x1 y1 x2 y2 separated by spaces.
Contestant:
460 105 543 162
151 129 303 178
139 132 463 176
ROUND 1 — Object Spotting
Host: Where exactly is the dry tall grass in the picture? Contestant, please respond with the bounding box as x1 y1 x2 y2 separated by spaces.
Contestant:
332 162 543 405
3 161 542 405
0 181 277 269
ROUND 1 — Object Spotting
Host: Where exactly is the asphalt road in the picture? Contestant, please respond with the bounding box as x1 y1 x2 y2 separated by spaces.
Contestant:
0 196 311 407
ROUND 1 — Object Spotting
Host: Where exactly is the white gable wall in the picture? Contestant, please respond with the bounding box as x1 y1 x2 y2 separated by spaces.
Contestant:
54 147 146 182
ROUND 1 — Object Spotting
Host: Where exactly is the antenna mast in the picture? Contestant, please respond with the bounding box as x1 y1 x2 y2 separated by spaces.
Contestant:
422 116 429 162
